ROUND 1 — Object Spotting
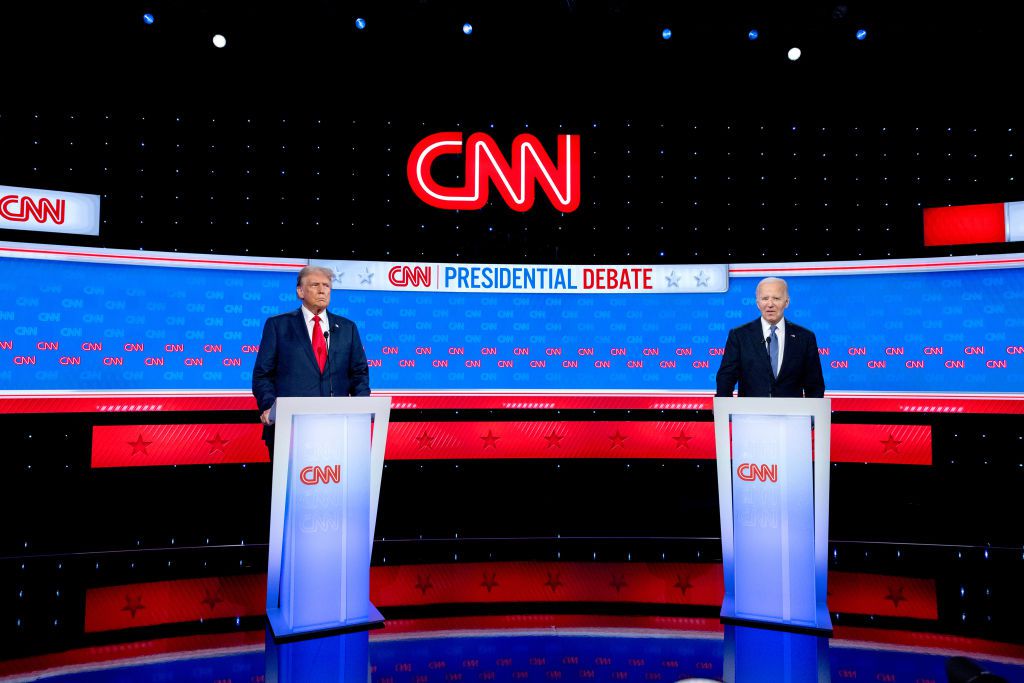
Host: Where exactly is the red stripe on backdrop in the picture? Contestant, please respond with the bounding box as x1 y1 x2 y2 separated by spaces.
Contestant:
386 421 716 460
0 394 258 414
923 203 1006 246
89 421 929 466
4 392 1024 414
84 574 266 633
91 423 268 467
831 424 932 465
80 565 938 634
828 571 938 620
371 562 725 607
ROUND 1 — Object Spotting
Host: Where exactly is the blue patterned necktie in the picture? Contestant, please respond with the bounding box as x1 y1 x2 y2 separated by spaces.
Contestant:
769 324 779 378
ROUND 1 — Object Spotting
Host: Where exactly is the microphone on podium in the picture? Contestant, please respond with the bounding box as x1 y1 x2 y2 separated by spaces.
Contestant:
323 330 333 397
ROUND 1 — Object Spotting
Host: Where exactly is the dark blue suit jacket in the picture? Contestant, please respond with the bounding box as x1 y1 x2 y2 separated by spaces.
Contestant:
715 318 825 398
252 309 370 438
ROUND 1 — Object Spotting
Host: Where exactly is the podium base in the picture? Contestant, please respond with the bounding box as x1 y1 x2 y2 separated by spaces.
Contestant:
266 603 385 643
720 613 833 638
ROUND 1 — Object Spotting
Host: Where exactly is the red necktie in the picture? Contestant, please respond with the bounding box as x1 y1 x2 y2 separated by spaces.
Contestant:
312 315 327 372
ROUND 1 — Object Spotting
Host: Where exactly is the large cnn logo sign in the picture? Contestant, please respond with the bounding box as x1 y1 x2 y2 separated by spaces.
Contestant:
0 195 64 223
0 184 101 236
408 133 580 212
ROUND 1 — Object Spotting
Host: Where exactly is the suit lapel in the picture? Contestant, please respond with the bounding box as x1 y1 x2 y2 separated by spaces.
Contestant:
778 324 801 379
747 320 774 376
324 313 341 363
291 309 321 371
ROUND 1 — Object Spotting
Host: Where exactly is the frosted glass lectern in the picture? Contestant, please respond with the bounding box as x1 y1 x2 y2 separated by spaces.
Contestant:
265 396 391 639
713 397 832 635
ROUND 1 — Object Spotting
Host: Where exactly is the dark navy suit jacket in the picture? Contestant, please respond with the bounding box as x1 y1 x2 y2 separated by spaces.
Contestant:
252 308 370 440
715 318 825 398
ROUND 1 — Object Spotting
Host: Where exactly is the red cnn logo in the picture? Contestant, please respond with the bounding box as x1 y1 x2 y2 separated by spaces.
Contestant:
407 132 580 212
388 265 433 288
0 194 66 224
299 465 341 485
737 463 778 483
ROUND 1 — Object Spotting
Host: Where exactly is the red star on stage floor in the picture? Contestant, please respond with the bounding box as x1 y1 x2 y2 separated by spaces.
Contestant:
480 429 501 449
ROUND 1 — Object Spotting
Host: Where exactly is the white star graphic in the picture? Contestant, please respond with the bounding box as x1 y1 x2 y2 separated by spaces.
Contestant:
694 270 710 287
331 267 345 285
665 270 681 287
359 268 374 285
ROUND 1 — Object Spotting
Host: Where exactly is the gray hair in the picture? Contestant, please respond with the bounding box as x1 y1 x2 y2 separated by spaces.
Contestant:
756 276 789 297
296 265 334 287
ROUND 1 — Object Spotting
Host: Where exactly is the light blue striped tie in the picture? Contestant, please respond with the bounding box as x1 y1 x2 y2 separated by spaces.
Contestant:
769 325 779 378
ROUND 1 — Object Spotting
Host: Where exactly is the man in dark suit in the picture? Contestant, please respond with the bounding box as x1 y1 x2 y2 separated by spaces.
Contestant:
715 277 825 398
252 265 371 451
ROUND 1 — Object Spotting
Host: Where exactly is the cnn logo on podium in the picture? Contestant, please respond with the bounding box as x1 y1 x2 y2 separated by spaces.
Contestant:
737 463 778 483
300 465 342 485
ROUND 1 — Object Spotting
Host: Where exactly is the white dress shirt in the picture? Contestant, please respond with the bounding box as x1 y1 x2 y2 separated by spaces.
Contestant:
301 305 330 349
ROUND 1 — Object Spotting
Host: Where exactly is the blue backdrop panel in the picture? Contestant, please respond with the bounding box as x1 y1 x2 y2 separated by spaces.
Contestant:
0 255 1021 392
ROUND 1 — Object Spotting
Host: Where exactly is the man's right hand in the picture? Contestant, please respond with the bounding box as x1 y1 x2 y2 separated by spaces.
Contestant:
260 408 273 425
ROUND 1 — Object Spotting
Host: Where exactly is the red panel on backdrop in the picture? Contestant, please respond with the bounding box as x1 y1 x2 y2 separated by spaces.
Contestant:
89 421 930 466
923 203 1005 246
81 565 938 634
83 574 266 633
372 562 725 607
386 421 716 460
831 424 932 465
828 571 939 620
4 392 1024 415
91 423 268 467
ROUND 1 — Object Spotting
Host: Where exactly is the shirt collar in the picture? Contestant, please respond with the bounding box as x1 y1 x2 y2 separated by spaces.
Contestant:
301 305 327 324
761 317 786 336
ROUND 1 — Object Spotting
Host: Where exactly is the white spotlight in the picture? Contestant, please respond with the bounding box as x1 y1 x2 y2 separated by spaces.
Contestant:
212 34 227 48
787 46 801 61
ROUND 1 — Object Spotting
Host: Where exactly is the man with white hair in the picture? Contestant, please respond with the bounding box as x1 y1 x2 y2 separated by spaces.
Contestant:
715 277 825 398
252 265 370 452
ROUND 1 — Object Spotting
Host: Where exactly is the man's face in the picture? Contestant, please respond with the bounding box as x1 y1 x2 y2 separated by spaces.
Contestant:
297 272 332 313
756 281 789 325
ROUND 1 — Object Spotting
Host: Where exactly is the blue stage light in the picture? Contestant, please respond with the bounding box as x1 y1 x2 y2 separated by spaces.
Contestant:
661 28 672 40
462 22 473 35
143 13 154 25
355 17 366 30
856 28 867 40
748 29 759 40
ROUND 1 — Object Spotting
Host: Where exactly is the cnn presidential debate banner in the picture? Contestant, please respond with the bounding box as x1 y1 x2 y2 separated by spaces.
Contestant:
0 241 1022 400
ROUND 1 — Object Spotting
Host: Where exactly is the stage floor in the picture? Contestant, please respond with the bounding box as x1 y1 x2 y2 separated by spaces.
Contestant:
2 540 1022 681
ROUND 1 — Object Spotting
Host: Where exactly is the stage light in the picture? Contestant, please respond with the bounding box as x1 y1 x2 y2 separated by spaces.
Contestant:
856 28 867 40
788 47 801 61
142 13 154 25
355 17 366 30
212 34 227 48
462 22 473 35
662 28 672 40
748 29 759 40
